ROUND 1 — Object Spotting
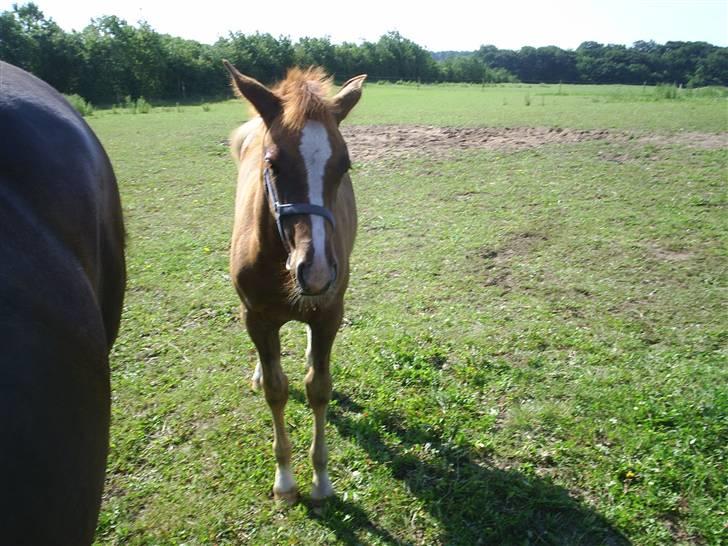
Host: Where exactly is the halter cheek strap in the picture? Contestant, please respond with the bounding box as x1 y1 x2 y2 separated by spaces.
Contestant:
263 159 336 253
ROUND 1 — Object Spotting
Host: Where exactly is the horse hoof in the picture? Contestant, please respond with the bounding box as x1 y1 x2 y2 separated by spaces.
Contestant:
309 494 333 509
250 377 261 391
311 471 334 504
310 486 334 505
273 487 299 505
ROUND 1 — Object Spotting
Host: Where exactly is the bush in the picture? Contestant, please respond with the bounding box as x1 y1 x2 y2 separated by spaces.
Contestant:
484 66 519 84
136 97 152 113
64 93 94 116
120 96 152 114
654 83 678 100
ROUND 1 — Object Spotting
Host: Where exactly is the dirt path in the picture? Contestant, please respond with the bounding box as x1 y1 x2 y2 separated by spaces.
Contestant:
340 125 728 163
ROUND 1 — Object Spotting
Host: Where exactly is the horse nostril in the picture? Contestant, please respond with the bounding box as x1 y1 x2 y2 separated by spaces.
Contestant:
296 260 306 289
295 258 337 295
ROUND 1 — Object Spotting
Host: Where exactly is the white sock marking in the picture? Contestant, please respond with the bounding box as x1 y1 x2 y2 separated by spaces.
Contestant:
305 324 313 368
251 359 262 388
312 469 334 499
274 464 296 494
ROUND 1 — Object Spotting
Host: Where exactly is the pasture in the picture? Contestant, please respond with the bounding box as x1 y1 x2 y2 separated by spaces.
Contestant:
89 83 726 545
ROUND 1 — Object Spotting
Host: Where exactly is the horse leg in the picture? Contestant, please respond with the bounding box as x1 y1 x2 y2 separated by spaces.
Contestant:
305 307 342 502
251 359 262 391
245 312 298 503
242 303 262 390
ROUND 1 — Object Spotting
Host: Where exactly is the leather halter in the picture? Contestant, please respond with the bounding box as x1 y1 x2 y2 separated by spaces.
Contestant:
263 151 336 254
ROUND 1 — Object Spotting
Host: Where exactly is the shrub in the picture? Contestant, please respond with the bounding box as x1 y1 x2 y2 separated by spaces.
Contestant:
64 94 94 116
120 96 152 113
123 95 135 113
486 67 519 83
654 83 678 100
136 97 152 114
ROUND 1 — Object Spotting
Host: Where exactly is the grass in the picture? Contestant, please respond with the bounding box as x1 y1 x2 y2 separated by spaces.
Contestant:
345 82 728 131
89 83 727 545
91 82 728 132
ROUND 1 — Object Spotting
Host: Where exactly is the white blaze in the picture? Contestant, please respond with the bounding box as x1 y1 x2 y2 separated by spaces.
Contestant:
299 121 332 282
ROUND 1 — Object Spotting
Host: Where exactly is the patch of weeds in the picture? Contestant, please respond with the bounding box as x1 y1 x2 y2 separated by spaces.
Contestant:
136 97 152 114
64 93 94 116
654 83 679 100
120 96 152 114
374 335 449 387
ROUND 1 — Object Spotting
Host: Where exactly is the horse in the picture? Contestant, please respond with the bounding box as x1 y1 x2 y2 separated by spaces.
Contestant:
223 61 366 503
0 61 126 544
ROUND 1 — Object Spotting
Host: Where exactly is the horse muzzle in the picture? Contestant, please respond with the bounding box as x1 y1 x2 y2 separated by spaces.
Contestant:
295 258 338 296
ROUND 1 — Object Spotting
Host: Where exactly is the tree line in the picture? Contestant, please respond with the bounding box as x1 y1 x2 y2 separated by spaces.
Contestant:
1 3 726 105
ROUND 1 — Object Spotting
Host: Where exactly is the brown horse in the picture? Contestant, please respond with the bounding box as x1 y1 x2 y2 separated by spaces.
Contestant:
224 61 365 503
0 62 125 543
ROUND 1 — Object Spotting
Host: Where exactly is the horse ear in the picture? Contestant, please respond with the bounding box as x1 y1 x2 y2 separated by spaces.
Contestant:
223 60 282 126
332 74 367 124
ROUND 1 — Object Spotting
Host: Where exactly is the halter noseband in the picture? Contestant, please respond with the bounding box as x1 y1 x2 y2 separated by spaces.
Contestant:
263 151 336 253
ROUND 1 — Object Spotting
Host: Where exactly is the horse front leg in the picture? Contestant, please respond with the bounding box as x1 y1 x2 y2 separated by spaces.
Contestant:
305 306 342 502
245 311 298 503
251 358 262 391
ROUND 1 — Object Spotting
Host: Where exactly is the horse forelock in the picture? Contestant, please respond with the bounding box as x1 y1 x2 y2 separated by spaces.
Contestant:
273 67 334 131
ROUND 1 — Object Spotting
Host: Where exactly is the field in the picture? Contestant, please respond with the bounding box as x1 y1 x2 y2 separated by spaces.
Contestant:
88 83 727 545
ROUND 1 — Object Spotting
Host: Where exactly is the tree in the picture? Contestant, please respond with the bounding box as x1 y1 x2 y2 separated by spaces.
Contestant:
693 49 728 86
220 32 294 83
373 31 438 81
0 9 36 68
294 37 336 74
2 3 726 102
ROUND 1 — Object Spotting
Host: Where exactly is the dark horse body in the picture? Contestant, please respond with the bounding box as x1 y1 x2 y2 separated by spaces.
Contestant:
0 62 125 544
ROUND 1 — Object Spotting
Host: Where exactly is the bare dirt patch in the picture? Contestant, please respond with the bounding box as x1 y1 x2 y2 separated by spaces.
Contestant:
645 243 695 262
472 232 550 292
341 125 728 163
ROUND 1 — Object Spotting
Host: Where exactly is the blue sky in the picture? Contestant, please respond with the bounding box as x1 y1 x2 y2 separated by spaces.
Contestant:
4 0 727 50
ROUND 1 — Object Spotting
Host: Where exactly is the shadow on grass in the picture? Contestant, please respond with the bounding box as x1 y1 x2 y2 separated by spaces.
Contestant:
291 388 630 546
301 495 409 546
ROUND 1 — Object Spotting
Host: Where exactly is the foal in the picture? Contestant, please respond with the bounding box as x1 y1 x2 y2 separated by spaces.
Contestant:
224 61 365 502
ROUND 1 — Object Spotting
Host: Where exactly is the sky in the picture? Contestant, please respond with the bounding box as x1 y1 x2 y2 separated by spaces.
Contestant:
3 0 727 51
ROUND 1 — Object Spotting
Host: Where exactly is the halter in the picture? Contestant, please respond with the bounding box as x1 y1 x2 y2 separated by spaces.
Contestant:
263 151 336 254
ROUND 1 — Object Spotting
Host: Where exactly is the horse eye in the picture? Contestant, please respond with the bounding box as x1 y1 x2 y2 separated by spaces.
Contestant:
265 146 280 166
268 159 280 174
265 152 281 175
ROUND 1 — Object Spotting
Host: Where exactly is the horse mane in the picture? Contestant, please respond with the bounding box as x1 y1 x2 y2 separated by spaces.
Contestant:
272 67 334 131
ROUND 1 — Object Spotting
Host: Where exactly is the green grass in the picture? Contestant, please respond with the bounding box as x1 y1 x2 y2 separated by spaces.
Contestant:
345 82 728 131
90 83 727 545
